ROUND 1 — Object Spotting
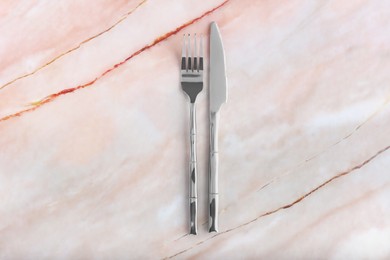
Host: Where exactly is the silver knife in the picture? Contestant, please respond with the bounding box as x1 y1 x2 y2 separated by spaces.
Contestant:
209 22 227 233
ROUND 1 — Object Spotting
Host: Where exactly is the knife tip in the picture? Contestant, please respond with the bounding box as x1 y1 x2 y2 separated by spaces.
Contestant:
211 22 222 36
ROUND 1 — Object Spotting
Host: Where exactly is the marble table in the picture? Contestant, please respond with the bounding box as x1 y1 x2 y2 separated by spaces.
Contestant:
1 0 390 258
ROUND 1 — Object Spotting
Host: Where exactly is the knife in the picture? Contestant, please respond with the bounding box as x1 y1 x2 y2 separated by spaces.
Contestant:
209 22 227 233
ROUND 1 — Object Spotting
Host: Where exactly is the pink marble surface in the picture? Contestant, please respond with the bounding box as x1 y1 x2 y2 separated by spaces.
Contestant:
1 0 390 259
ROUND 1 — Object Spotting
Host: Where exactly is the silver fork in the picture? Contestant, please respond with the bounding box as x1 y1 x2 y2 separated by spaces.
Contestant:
181 33 203 235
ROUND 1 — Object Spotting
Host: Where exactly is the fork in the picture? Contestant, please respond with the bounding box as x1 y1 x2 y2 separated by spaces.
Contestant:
181 33 203 235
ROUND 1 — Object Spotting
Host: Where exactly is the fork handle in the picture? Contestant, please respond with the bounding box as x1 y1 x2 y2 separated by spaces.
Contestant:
189 103 198 235
209 112 219 232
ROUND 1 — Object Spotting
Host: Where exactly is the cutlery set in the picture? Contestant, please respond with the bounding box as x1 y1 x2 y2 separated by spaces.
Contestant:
181 22 227 235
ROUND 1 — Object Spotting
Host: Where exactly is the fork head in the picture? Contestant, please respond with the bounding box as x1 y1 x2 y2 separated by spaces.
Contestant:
181 33 204 103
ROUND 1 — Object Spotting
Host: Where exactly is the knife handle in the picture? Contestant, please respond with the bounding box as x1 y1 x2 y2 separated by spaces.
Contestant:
189 103 198 235
209 112 219 232
209 193 219 232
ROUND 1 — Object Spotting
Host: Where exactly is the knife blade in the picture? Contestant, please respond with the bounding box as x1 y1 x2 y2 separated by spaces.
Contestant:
210 22 227 113
209 21 227 233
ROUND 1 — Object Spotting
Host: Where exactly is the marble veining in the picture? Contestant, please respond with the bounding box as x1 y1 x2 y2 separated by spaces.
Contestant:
1 0 390 259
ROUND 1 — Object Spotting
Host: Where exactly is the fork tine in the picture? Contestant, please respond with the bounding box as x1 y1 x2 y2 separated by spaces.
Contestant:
187 34 192 71
194 34 198 71
199 34 203 71
181 34 186 70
